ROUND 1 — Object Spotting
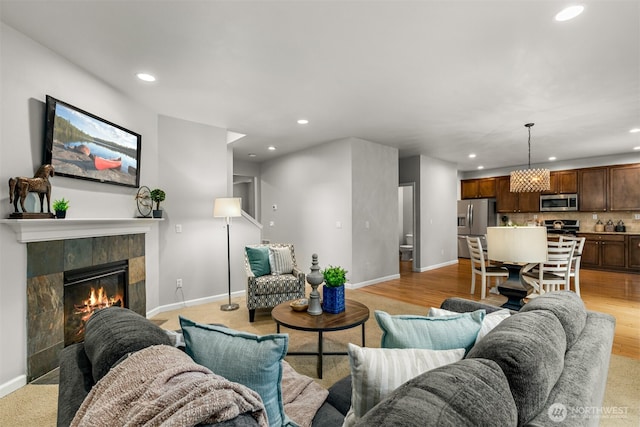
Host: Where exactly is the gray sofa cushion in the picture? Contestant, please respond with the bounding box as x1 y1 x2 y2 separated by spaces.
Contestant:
83 307 171 382
520 291 587 348
353 358 517 427
526 311 616 427
441 297 511 314
466 310 567 426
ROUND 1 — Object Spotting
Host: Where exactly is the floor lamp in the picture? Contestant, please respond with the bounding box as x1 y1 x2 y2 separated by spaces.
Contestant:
214 197 242 311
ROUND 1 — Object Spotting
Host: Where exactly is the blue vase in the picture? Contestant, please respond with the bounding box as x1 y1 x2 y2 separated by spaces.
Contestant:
322 284 345 313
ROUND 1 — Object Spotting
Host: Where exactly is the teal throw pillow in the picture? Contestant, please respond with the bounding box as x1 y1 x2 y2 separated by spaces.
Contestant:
179 317 290 426
246 246 271 277
375 309 485 353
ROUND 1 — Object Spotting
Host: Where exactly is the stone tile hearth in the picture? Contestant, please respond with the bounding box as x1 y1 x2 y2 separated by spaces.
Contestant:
26 234 146 382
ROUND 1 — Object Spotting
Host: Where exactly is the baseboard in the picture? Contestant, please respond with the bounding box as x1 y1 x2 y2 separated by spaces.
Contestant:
0 375 26 399
416 259 458 273
348 274 401 289
147 290 246 317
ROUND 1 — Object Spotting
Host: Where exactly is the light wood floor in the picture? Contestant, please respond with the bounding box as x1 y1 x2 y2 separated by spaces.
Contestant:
358 259 640 360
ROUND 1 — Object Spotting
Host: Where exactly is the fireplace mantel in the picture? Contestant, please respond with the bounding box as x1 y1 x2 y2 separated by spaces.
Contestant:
0 218 161 243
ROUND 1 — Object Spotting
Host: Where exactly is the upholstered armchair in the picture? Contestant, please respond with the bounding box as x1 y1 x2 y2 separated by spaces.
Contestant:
244 243 305 322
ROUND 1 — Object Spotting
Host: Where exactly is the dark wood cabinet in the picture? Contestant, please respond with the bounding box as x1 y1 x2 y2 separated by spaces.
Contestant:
461 178 496 199
496 176 540 213
628 235 640 271
578 168 608 212
542 170 578 194
609 164 640 211
578 233 627 271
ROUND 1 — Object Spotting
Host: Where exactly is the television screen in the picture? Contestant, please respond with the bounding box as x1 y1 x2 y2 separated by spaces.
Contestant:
43 95 141 188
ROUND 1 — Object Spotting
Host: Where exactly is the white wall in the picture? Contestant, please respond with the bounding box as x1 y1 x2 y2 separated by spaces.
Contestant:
400 155 459 272
260 137 399 286
0 24 260 396
0 23 160 393
156 115 229 307
260 138 352 275
351 138 399 285
419 156 459 270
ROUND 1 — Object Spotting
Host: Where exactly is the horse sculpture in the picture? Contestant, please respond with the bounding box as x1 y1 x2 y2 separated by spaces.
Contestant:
8 164 55 214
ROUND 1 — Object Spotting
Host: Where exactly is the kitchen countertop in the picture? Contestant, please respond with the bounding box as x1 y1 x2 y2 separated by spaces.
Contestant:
577 231 639 235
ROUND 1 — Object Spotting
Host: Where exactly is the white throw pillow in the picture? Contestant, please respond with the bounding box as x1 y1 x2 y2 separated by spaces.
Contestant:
427 307 511 344
268 246 294 275
343 344 465 427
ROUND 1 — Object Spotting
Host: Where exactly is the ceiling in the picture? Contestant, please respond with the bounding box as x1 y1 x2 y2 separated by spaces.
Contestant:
1 1 638 172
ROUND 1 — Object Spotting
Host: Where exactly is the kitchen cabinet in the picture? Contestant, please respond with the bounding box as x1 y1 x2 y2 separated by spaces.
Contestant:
542 170 578 195
628 235 640 271
578 233 626 271
609 164 640 211
461 178 496 199
578 168 608 212
496 176 540 213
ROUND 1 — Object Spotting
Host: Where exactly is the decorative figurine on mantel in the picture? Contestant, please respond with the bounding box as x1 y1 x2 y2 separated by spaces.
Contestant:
307 253 324 315
8 164 55 219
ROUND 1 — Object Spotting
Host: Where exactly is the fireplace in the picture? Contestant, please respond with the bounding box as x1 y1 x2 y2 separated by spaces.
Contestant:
26 233 146 382
63 261 128 346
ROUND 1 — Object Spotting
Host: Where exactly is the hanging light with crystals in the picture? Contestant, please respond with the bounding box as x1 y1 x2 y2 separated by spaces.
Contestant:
510 123 550 192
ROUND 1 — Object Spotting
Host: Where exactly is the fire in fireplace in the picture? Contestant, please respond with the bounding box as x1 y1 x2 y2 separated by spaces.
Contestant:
63 261 128 346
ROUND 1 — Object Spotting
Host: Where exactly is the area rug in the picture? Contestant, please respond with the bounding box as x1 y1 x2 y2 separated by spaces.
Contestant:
1 289 638 426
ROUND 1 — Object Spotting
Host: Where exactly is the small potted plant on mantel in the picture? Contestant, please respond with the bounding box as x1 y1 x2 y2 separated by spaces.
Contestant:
52 198 70 219
150 188 166 218
322 265 347 313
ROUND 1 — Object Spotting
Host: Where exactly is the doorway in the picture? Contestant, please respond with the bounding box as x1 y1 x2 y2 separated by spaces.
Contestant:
398 183 416 274
233 175 258 220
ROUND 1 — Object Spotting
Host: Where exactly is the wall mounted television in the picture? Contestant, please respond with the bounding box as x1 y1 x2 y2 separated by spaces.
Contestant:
43 95 141 188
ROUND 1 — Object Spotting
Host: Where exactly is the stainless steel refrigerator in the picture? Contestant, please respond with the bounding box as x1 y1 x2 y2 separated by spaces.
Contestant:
457 199 497 258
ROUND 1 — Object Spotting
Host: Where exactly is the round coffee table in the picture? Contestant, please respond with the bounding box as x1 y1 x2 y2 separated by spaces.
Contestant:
271 299 370 378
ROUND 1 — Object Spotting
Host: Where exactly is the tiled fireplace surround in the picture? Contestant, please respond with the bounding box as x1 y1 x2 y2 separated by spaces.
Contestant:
26 233 146 382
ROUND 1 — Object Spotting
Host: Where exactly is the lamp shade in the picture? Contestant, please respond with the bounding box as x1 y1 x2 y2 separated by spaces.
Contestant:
487 226 548 264
213 197 242 218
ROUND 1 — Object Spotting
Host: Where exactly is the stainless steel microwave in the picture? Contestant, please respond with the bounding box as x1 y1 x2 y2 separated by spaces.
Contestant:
540 194 578 211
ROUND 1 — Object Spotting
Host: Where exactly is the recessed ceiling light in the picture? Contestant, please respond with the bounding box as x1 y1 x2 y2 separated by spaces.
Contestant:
297 119 309 125
468 154 476 158
555 5 584 22
549 156 557 161
634 146 640 151
136 72 156 82
268 146 276 151
248 153 257 157
630 128 640 133
477 165 484 170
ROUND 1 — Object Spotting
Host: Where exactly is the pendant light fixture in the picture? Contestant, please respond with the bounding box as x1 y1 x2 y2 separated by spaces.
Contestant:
510 123 550 192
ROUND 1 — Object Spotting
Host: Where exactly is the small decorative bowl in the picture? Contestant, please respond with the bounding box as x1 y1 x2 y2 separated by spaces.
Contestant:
290 298 309 312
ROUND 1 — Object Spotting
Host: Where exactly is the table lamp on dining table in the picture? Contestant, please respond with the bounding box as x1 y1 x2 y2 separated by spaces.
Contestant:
486 226 548 310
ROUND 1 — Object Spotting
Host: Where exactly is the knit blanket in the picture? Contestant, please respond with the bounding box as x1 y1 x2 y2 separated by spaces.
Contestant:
281 360 329 427
71 345 268 427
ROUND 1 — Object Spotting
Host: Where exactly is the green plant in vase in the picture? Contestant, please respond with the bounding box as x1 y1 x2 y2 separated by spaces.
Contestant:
150 188 166 218
322 265 347 313
52 198 70 219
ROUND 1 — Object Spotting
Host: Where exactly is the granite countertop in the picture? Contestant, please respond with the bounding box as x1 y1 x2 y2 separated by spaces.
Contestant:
577 230 639 235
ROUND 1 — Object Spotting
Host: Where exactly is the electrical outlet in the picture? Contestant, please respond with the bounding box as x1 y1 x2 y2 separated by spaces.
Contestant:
635 214 640 220
593 214 598 220
176 279 183 288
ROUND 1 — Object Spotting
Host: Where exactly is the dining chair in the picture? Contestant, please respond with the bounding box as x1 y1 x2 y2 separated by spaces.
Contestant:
466 236 509 299
559 235 586 296
522 240 576 295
